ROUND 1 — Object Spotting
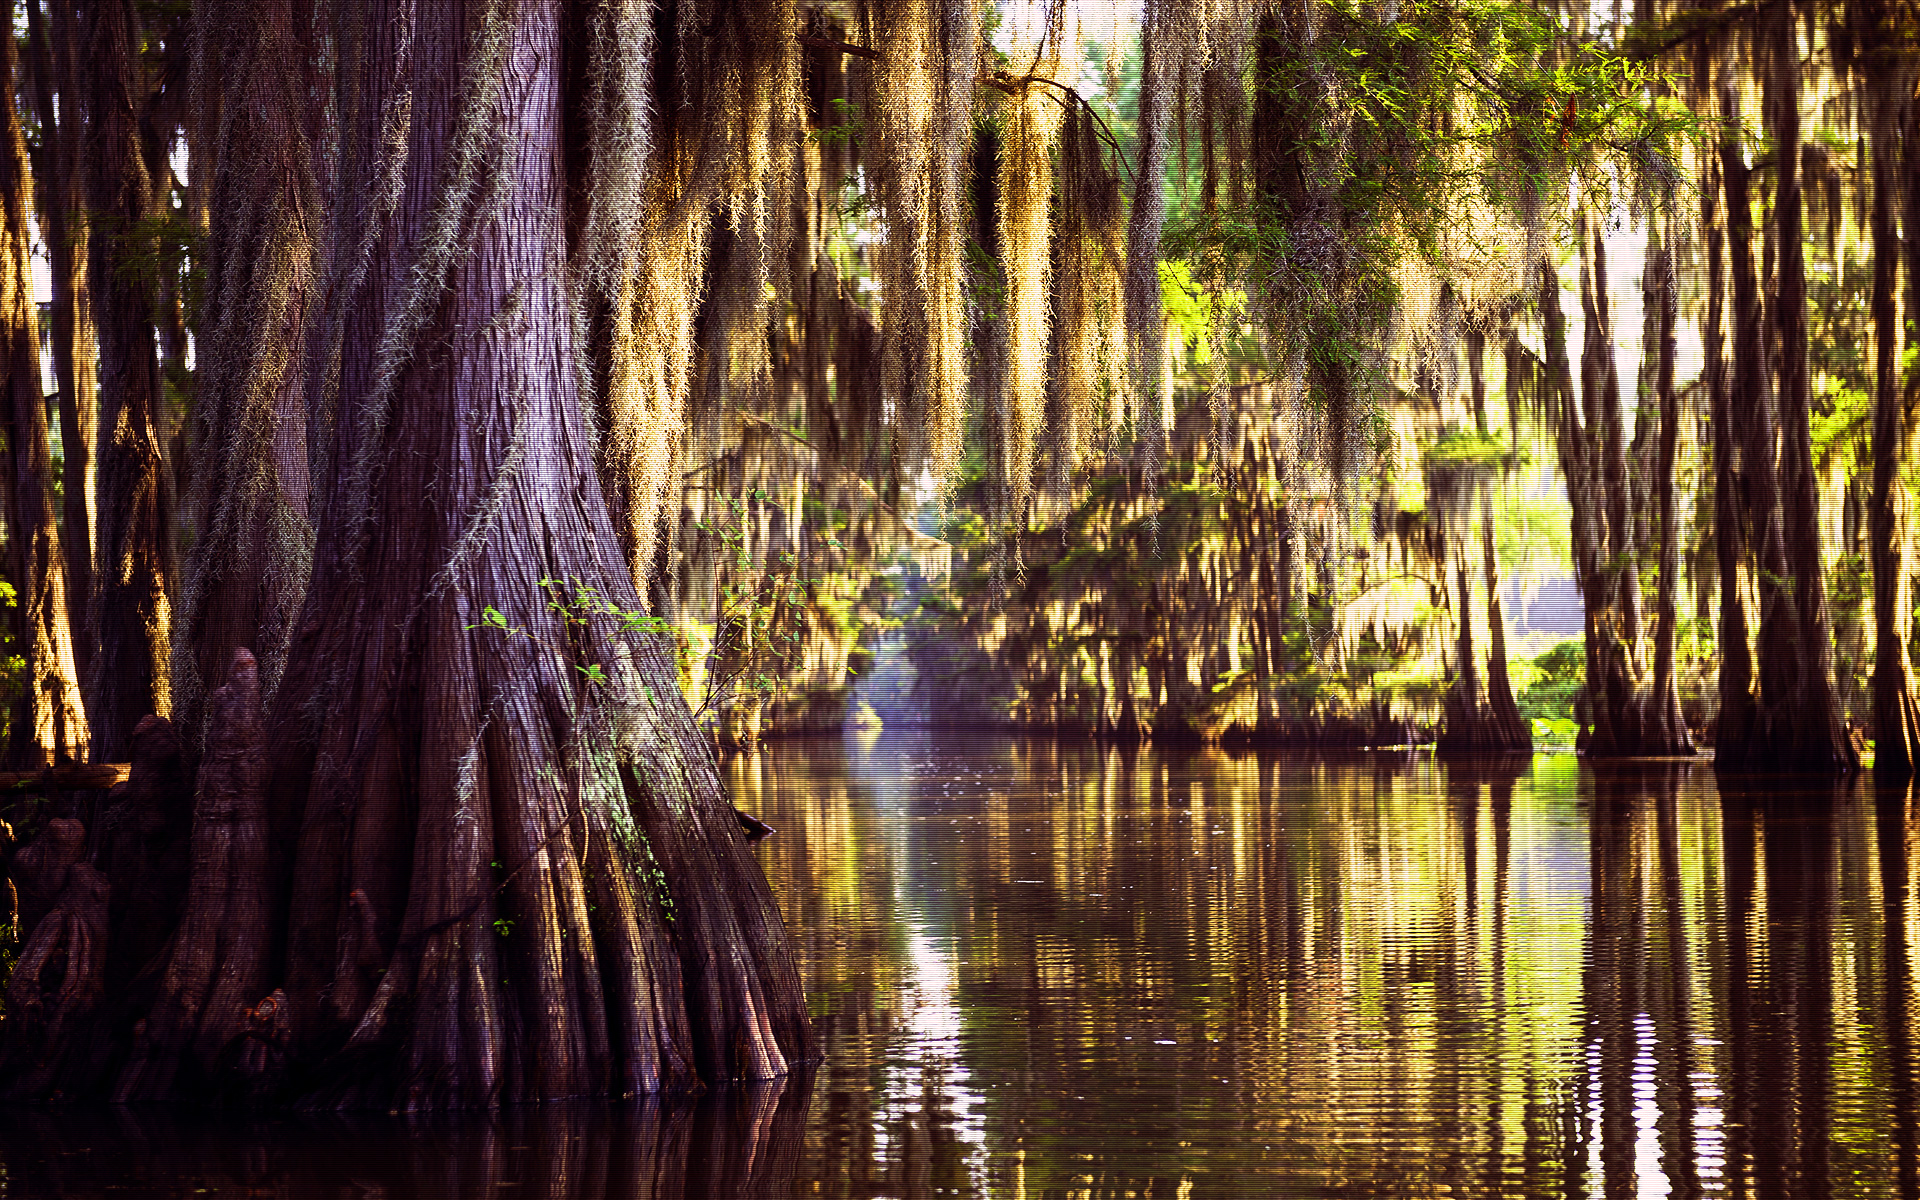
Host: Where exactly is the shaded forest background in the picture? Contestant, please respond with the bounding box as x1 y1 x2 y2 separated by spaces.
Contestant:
0 0 1915 777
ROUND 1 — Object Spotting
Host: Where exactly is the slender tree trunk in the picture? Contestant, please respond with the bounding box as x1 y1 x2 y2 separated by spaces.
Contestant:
1867 86 1920 778
1644 238 1692 755
1440 549 1483 748
24 0 97 681
1765 3 1855 772
84 0 176 762
1461 329 1528 752
1564 222 1644 757
0 25 87 768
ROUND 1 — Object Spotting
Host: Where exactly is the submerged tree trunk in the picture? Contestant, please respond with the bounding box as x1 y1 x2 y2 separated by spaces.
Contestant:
83 0 176 762
0 25 87 768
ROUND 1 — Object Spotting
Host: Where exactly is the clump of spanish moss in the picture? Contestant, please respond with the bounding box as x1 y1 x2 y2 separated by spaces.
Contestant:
987 81 1059 525
1047 103 1127 498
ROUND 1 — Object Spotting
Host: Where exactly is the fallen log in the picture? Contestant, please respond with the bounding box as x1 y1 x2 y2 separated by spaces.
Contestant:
0 763 129 792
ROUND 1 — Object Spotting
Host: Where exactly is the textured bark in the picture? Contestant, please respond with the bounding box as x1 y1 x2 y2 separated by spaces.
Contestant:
118 650 272 1100
1766 4 1854 774
1 0 813 1114
1540 234 1685 759
23 0 97 667
83 0 176 763
1706 120 1759 757
172 0 320 752
1642 239 1692 756
1571 222 1643 756
95 714 192 998
0 24 88 769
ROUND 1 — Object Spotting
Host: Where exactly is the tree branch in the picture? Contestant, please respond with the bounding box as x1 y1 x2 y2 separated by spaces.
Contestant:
794 33 1136 188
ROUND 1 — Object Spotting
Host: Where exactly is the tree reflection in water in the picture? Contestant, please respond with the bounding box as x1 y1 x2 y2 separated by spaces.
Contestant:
741 736 1920 1200
1 739 1916 1199
0 1074 813 1197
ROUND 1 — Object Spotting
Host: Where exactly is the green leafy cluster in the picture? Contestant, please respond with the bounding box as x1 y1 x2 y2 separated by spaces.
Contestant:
1517 638 1584 743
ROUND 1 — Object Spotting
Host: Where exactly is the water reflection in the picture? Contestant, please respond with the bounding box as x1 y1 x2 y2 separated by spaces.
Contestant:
743 735 1920 1199
1 738 1916 1199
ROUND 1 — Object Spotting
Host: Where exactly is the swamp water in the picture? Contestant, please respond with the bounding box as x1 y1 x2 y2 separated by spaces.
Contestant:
2 731 1915 1198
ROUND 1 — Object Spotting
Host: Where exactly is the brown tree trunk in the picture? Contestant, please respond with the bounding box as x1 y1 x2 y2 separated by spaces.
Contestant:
171 0 319 752
1708 111 1759 759
83 0 176 763
0 818 112 1098
1545 229 1646 758
1710 45 1857 775
117 650 272 1099
1439 552 1487 749
1866 84 1920 778
23 0 97 676
0 24 88 768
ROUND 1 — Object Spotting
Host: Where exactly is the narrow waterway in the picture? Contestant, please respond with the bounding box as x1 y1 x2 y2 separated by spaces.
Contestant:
3 731 1915 1198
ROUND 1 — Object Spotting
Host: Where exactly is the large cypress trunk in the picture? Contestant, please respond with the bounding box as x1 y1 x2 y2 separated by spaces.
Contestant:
1765 0 1854 773
5 0 814 1110
0 24 87 768
83 0 176 762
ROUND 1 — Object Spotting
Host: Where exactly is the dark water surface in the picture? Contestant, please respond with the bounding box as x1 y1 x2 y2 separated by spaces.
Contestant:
4 732 1916 1198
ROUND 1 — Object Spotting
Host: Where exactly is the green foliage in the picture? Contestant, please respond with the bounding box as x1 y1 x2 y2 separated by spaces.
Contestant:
1517 638 1584 742
0 579 23 749
692 492 820 722
1423 426 1510 471
807 96 863 148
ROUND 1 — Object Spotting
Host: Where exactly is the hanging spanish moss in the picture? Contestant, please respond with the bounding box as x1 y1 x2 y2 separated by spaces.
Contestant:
988 82 1060 524
867 0 980 490
589 0 802 594
1047 103 1126 497
1121 0 1178 490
